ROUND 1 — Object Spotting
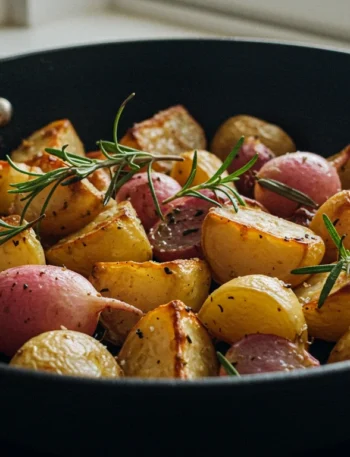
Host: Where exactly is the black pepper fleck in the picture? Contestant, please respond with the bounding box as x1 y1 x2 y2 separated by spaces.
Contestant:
164 267 173 275
136 329 144 339
218 304 224 312
23 284 29 290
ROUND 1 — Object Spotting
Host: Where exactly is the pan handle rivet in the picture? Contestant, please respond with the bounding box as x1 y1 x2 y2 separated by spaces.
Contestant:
0 98 13 127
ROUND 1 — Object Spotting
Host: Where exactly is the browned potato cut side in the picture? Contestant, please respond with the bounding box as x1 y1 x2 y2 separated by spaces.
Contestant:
120 105 206 173
198 275 307 346
211 115 296 159
202 206 325 286
0 215 46 272
46 201 152 277
295 270 350 342
11 119 85 163
118 300 218 379
327 144 350 190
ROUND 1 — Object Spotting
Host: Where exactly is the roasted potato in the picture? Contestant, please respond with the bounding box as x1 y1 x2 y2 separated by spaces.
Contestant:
0 161 39 215
198 274 308 345
309 191 350 263
46 201 152 276
10 330 123 378
120 105 206 173
0 215 45 272
11 119 85 163
12 153 104 239
90 258 210 312
327 144 350 189
85 151 111 192
202 206 325 286
170 149 229 187
294 270 350 342
118 300 218 378
211 114 296 159
328 328 350 363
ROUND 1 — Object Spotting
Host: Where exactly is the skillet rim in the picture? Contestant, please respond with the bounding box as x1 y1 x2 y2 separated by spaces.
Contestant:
1 37 350 388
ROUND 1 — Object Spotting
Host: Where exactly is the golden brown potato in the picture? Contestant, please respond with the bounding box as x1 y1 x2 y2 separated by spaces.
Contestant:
170 149 229 187
202 206 325 286
11 119 85 163
328 328 350 363
10 330 123 378
118 300 218 379
309 191 350 263
0 161 40 215
198 274 308 345
90 259 210 313
120 105 206 173
211 115 296 159
327 144 350 189
90 259 211 344
0 215 45 272
46 201 152 277
12 153 104 240
85 151 111 192
294 270 350 342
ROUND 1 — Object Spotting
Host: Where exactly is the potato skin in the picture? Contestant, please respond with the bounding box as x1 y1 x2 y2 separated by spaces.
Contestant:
198 275 308 345
10 330 123 378
294 270 350 342
118 300 218 379
120 105 206 173
46 201 152 277
211 115 296 159
309 191 350 263
202 206 325 286
327 144 350 190
0 215 45 272
90 258 210 312
170 150 229 187
11 119 85 163
13 153 104 240
328 328 350 363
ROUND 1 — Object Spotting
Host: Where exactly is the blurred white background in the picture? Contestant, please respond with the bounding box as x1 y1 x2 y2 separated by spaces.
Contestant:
0 0 349 57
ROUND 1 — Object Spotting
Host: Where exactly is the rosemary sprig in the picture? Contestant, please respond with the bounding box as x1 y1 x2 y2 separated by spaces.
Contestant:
217 351 240 377
7 94 182 223
292 214 350 308
0 214 45 246
163 137 258 211
256 178 318 209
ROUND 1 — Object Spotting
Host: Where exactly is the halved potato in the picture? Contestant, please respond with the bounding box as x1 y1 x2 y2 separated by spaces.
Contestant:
202 206 325 286
211 114 296 159
46 201 152 277
328 328 350 363
0 215 45 272
90 259 210 313
11 119 85 163
309 191 350 263
120 105 206 173
294 270 350 342
12 153 104 239
85 151 111 192
170 149 229 187
198 274 308 345
118 300 218 378
10 330 123 378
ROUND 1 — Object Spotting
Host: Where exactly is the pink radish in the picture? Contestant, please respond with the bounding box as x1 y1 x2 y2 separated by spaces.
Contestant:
0 265 142 356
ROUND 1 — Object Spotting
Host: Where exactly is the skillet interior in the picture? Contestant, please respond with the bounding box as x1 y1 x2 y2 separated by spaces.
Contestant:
0 39 350 457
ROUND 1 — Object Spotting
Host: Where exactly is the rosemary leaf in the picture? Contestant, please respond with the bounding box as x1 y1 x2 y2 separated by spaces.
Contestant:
318 259 345 308
256 178 318 209
322 214 347 258
217 351 240 377
147 162 164 221
291 264 336 275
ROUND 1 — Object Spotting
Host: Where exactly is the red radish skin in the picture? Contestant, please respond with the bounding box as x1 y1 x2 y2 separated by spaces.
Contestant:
0 265 142 357
219 334 320 376
254 152 341 218
115 172 181 231
230 136 275 198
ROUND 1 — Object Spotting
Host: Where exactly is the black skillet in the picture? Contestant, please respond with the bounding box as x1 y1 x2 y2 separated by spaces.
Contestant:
0 39 349 457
